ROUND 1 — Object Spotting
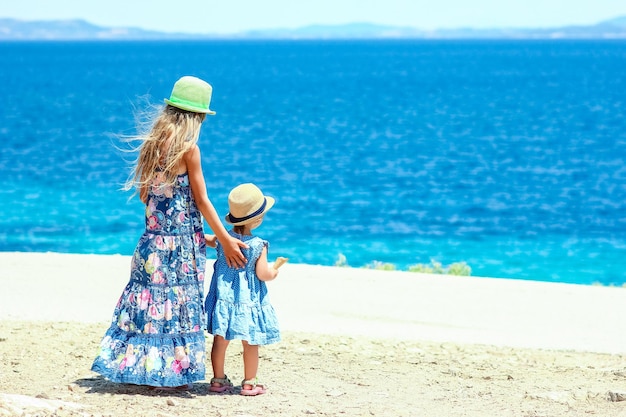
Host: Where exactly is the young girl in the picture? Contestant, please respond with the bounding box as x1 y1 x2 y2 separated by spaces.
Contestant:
91 76 247 389
205 183 281 396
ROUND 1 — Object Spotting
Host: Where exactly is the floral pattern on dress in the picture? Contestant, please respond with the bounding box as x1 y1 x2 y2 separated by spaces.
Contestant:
91 173 207 387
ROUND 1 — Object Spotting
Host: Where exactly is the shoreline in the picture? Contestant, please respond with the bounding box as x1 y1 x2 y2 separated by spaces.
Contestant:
1 251 626 354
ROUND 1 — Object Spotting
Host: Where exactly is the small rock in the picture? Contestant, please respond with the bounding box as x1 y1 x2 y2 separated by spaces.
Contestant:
166 398 178 406
326 389 344 397
608 391 626 402
67 383 79 392
526 391 571 404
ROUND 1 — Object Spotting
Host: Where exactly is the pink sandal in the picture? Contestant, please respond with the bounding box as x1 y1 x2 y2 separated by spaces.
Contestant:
240 378 266 396
209 376 233 393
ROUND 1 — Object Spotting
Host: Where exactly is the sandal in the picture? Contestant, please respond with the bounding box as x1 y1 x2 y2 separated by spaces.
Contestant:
209 375 233 393
240 378 267 396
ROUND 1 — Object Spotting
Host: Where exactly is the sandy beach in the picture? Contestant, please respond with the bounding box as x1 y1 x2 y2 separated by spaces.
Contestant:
1 252 626 416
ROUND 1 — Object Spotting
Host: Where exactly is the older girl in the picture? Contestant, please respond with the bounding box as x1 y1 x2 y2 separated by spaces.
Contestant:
91 76 247 389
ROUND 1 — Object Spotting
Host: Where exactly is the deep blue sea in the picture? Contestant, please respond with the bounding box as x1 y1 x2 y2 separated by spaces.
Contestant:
0 40 625 285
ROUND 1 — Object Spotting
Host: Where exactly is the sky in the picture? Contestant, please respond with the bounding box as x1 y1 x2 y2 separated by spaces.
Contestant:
3 0 626 35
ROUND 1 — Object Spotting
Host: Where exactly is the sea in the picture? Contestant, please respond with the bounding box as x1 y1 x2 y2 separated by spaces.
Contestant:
0 40 625 286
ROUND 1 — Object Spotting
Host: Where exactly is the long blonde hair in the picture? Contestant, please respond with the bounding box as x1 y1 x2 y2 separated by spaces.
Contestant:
124 105 205 194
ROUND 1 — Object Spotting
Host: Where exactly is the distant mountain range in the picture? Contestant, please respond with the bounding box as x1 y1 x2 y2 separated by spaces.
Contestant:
1 16 626 40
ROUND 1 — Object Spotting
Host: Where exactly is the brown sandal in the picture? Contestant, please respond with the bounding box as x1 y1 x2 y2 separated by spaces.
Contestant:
209 375 233 393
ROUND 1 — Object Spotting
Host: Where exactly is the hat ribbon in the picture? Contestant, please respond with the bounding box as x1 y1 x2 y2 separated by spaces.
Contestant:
168 96 206 109
228 198 267 223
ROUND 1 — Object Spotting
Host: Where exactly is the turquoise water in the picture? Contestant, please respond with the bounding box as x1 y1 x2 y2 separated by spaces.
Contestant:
0 40 625 285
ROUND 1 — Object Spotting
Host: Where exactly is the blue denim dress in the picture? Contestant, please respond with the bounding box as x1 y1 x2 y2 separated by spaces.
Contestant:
205 231 280 345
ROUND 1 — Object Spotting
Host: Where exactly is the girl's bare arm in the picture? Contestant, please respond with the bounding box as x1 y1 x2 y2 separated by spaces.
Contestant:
256 245 278 282
185 145 247 267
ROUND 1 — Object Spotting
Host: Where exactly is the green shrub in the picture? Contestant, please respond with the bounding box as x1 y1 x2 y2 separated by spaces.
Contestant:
446 262 472 276
363 261 396 271
334 253 349 267
333 254 471 276
408 259 471 276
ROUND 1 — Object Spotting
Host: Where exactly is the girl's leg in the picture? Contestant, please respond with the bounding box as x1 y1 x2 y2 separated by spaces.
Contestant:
241 340 259 387
211 335 230 380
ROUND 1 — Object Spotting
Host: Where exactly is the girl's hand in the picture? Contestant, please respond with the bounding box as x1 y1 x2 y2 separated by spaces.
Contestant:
205 234 218 248
273 257 289 269
222 235 248 268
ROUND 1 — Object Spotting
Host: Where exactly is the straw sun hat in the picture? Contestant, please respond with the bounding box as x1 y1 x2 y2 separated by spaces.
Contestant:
225 183 275 226
164 76 216 115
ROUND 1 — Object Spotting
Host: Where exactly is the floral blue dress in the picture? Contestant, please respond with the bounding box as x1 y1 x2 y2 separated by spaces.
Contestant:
91 172 207 387
205 231 280 345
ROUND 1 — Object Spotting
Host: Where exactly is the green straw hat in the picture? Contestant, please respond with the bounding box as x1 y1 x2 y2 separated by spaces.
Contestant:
164 76 216 115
